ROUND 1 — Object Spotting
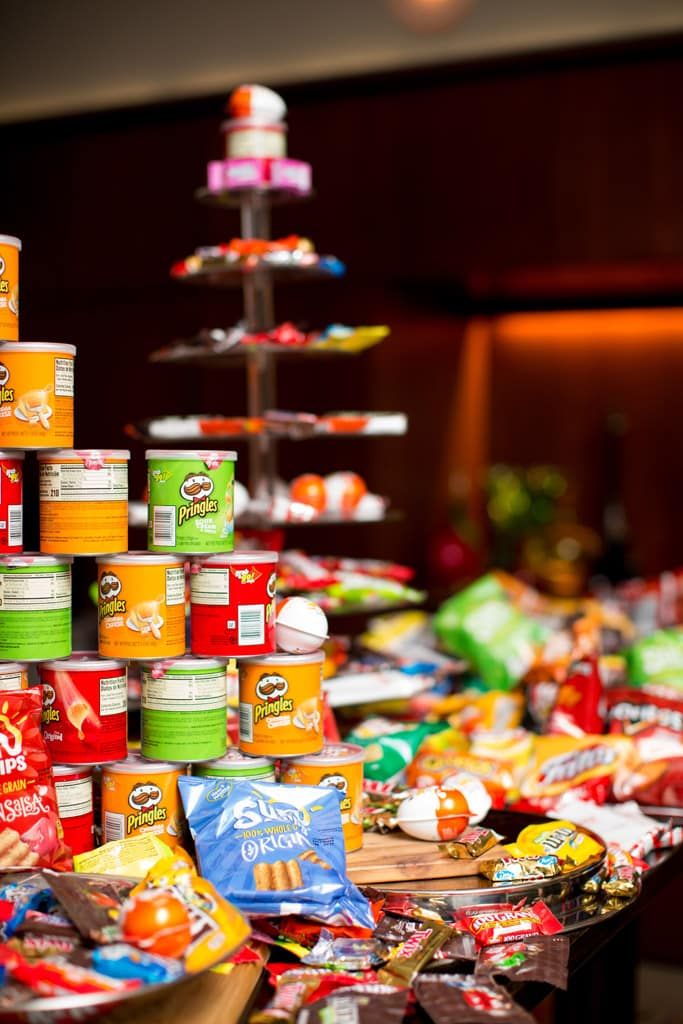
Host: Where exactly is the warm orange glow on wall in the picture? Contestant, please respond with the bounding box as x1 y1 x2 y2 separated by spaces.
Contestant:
494 308 683 347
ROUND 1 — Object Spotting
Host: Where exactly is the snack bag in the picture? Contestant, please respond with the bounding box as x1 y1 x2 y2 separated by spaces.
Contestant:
547 656 604 736
626 628 683 690
516 734 635 812
179 777 374 927
0 690 70 869
607 687 683 806
346 719 443 786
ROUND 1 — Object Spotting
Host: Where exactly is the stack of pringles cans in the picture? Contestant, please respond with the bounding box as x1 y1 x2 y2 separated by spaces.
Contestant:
0 234 365 862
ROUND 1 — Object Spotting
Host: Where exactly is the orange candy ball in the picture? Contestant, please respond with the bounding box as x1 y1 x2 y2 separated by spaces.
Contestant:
121 891 192 958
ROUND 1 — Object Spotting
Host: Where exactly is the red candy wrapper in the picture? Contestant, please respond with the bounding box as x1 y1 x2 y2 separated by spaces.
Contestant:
454 901 563 947
548 657 604 737
0 691 70 869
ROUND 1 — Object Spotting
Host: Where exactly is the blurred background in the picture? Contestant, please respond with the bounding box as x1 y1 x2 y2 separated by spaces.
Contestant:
2 0 683 593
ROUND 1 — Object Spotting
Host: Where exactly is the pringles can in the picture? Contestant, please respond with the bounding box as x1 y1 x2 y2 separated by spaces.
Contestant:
0 451 23 553
0 342 75 448
0 554 72 661
96 552 186 661
238 651 323 758
52 765 94 856
38 449 129 555
101 753 185 847
0 662 28 690
0 236 20 341
39 653 128 764
280 743 365 852
140 657 227 763
146 449 236 555
192 748 275 782
190 551 277 656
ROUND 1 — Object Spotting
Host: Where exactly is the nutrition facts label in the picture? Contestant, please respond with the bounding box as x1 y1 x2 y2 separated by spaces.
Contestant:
39 462 127 501
54 358 74 398
99 674 127 716
190 566 230 605
142 670 226 712
165 566 186 606
0 568 71 611
55 777 92 818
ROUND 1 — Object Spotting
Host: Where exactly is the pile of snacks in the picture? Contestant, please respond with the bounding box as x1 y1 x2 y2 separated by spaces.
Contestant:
171 237 345 281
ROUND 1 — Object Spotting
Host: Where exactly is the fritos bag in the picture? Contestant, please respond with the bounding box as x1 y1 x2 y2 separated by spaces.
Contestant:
515 734 634 813
0 690 70 869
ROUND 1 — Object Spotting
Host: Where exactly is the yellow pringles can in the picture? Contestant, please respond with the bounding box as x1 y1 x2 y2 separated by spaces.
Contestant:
0 236 20 341
280 743 365 852
38 449 129 555
101 753 185 847
238 651 323 758
0 342 75 448
96 552 186 660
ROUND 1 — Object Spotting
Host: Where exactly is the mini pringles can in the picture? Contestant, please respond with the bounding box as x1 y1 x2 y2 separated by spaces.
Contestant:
101 753 185 847
0 342 75 449
141 657 227 763
238 651 324 758
38 449 129 555
52 765 94 856
0 662 28 690
190 551 277 656
146 449 237 555
192 748 275 782
0 236 20 341
0 452 23 553
0 554 72 661
96 552 186 661
280 743 365 852
39 653 128 764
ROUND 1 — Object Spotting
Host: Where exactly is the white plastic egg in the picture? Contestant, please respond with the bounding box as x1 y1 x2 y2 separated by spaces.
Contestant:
233 481 250 519
396 786 471 842
440 772 492 825
276 596 328 653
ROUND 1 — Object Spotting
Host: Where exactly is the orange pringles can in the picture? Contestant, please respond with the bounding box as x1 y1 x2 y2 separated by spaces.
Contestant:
38 449 130 555
238 651 323 758
0 236 20 341
96 552 186 661
280 743 365 852
0 342 75 449
101 753 185 847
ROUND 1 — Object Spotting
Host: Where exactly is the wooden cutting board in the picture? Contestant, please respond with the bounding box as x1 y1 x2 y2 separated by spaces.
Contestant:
346 831 507 885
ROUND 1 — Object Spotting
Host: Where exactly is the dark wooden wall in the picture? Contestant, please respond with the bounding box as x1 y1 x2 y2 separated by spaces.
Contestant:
3 35 683 583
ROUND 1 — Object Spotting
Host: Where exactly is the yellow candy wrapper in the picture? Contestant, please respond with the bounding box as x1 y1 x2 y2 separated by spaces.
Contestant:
74 834 173 878
515 820 604 867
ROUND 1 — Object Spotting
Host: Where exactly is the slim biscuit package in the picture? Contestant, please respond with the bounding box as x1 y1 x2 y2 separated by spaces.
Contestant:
178 776 374 927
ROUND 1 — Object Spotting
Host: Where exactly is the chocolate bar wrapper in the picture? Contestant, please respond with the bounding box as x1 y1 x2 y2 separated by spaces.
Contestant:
475 935 570 990
43 871 134 944
479 855 561 882
415 973 535 1024
377 922 450 986
439 828 503 860
374 914 433 945
302 929 387 969
297 985 408 1024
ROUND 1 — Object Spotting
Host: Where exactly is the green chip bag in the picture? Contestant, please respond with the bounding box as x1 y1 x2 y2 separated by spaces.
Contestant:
625 628 683 690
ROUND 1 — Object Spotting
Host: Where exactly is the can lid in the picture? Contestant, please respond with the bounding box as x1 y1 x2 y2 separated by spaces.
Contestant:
52 764 93 778
0 662 27 675
141 657 227 673
239 650 324 667
281 742 365 767
40 651 127 672
0 451 25 460
193 550 278 567
104 752 186 775
0 236 22 250
222 118 287 131
38 449 130 461
0 342 76 355
145 450 237 462
0 553 73 568
96 551 185 566
197 749 275 771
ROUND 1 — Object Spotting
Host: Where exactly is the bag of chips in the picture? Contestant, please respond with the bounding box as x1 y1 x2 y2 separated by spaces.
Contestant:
179 777 374 928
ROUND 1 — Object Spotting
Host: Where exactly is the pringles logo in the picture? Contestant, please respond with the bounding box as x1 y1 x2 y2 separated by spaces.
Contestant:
127 782 167 834
320 772 351 811
0 364 13 405
178 472 217 526
254 672 293 724
0 257 7 294
99 573 126 620
41 683 60 724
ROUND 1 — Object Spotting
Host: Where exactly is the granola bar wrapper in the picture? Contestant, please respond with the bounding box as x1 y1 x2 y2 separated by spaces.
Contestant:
178 777 374 927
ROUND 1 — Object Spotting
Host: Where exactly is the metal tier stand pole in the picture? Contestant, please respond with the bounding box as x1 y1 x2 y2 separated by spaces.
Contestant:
241 193 277 499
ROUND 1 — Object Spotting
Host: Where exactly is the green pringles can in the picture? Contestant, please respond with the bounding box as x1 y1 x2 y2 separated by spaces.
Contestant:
146 449 237 554
0 554 72 661
192 748 276 782
140 657 228 763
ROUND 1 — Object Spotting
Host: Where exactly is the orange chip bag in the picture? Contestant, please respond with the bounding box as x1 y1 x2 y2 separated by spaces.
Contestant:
516 735 635 813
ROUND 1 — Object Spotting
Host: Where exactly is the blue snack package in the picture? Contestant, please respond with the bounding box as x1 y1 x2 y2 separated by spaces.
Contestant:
0 875 52 940
178 777 374 927
92 944 184 984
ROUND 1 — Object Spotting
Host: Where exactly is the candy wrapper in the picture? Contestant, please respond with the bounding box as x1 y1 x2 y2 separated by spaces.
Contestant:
454 901 562 947
0 945 140 996
377 921 450 986
415 973 535 1024
475 934 570 989
43 871 134 944
92 944 184 984
74 834 174 878
479 855 562 882
179 777 374 928
516 735 634 811
513 821 603 867
430 692 525 735
439 826 503 860
302 929 386 969
0 875 52 941
298 984 409 1024
546 796 682 859
0 690 70 869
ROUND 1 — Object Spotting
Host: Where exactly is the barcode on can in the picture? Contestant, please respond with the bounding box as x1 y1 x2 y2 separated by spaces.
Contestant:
7 506 21 547
152 506 176 546
238 604 265 646
239 702 254 743
104 810 125 842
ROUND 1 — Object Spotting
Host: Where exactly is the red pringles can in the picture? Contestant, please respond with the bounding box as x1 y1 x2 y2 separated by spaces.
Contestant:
0 451 23 553
190 551 277 657
52 765 94 855
40 652 128 765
